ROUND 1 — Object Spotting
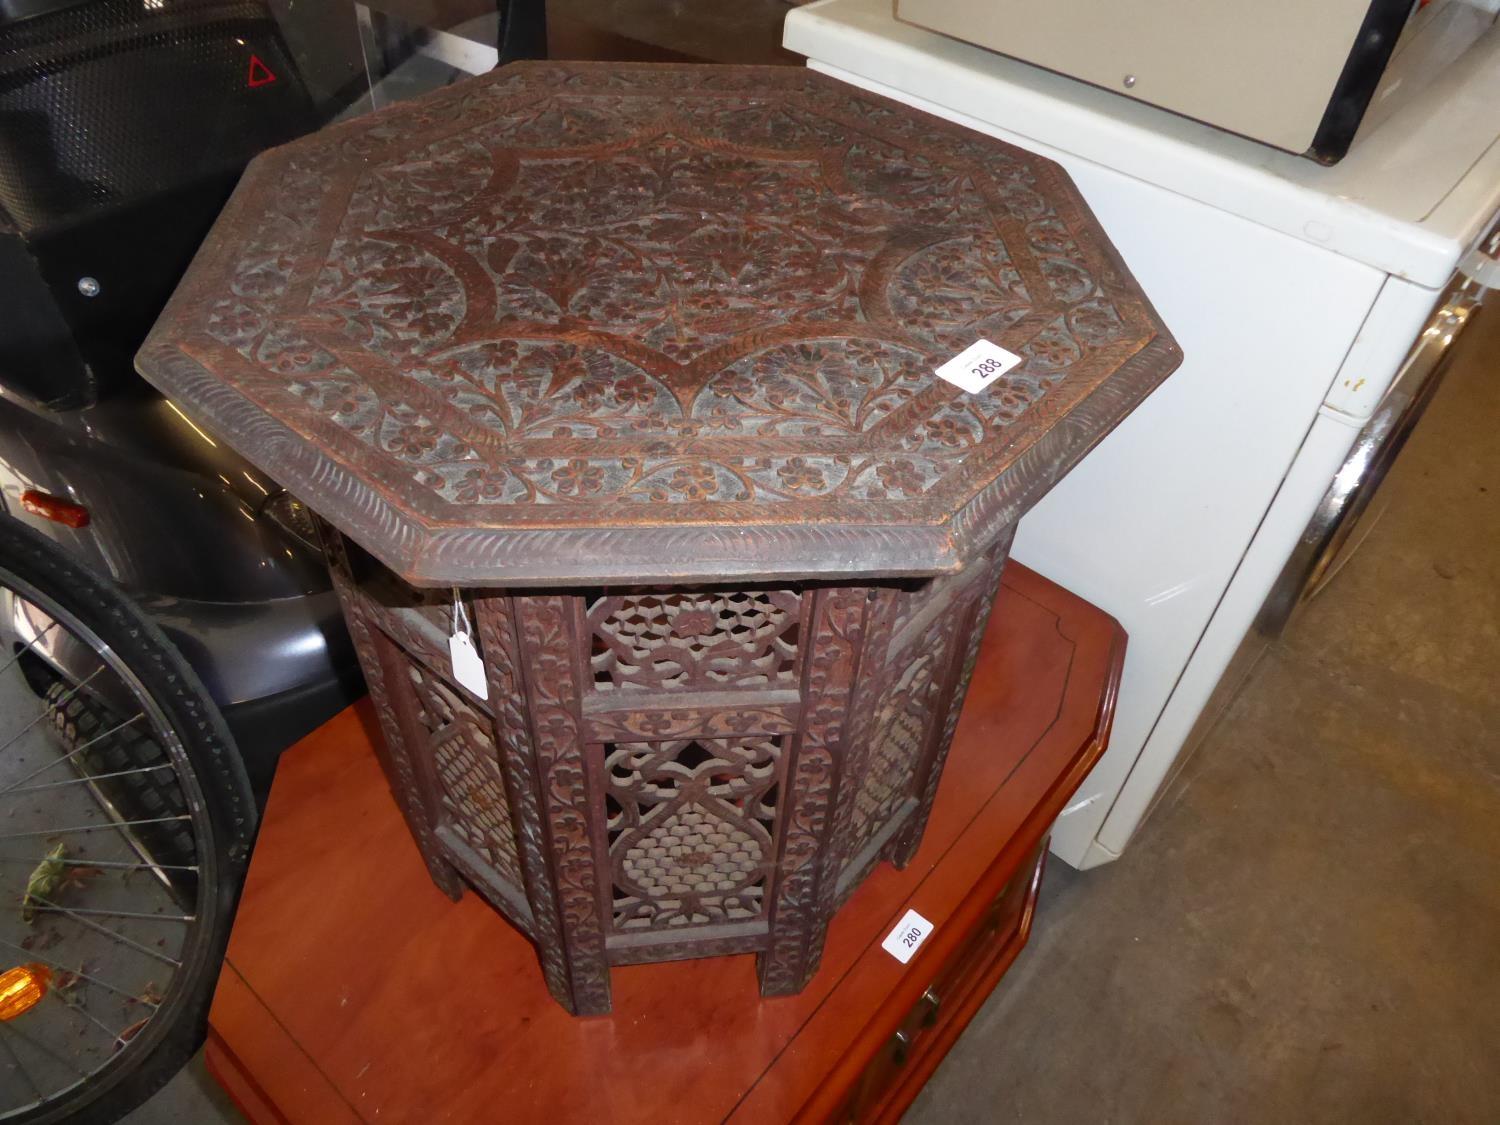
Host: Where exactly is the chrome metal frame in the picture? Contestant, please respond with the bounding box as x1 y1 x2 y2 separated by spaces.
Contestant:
1256 257 1490 638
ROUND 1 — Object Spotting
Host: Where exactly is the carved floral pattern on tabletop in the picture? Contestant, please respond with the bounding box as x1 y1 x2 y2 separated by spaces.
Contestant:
167 63 1166 530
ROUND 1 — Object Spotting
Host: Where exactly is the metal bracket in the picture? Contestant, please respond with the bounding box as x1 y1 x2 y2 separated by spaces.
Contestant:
1458 226 1500 293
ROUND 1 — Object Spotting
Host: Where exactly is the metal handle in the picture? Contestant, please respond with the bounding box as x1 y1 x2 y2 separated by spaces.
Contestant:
890 989 942 1066
1459 225 1500 292
919 986 942 1027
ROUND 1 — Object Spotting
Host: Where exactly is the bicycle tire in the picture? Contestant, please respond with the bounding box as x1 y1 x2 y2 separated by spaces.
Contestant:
0 514 255 1124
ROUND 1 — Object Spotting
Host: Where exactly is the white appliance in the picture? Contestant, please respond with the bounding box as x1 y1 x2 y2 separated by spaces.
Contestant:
891 0 1498 163
785 0 1500 868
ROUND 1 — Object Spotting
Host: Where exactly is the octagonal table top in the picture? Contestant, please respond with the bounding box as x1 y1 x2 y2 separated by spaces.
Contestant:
136 62 1180 586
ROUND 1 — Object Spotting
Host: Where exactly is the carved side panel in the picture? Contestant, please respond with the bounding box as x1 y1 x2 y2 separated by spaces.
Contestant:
839 562 983 870
604 735 784 932
405 664 525 890
583 705 797 743
813 587 897 898
321 526 462 899
329 533 494 716
586 589 802 691
367 584 453 671
513 595 612 1015
325 521 1011 1012
757 585 868 996
470 594 578 1011
844 618 948 856
890 535 1014 866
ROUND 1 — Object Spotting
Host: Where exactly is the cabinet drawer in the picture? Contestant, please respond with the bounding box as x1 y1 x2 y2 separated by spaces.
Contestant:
829 841 1047 1124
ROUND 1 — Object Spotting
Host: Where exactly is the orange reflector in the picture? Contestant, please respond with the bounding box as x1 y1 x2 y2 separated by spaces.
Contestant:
0 964 51 1021
20 489 89 529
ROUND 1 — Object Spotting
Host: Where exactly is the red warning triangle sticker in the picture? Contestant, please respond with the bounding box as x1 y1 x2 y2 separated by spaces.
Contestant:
247 54 277 88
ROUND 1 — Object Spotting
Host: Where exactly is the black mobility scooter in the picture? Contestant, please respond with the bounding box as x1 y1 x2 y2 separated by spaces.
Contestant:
0 3 370 1119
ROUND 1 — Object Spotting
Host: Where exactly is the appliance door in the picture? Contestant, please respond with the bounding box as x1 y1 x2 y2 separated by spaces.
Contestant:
1256 268 1487 637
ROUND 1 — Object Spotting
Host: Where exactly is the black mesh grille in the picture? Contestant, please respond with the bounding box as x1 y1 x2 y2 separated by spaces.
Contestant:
0 0 317 236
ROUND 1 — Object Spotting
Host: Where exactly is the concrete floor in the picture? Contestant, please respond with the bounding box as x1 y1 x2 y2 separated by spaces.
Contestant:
907 302 1500 1122
121 1051 241 1125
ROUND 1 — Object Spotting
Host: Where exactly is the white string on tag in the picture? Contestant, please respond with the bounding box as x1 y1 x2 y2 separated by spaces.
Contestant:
448 588 489 700
452 589 474 638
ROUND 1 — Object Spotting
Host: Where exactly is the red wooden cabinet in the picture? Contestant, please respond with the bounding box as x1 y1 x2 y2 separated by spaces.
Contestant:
205 563 1123 1124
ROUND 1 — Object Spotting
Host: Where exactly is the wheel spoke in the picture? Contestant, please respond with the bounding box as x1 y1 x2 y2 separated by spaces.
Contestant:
0 815 190 842
67 1002 135 1056
57 997 132 1051
21 895 181 968
1 553 218 1115
0 1020 86 1082
24 905 194 923
0 665 107 761
0 856 197 873
0 618 59 681
0 762 175 798
0 935 162 1008
0 1023 42 1099
0 710 144 796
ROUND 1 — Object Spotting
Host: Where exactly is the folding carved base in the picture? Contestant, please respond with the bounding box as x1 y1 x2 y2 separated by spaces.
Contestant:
324 528 1013 1016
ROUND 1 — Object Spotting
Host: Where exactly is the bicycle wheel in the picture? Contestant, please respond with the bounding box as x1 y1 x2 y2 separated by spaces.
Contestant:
0 515 255 1124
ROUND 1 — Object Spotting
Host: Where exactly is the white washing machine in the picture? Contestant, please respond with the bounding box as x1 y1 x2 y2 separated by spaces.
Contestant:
785 0 1500 868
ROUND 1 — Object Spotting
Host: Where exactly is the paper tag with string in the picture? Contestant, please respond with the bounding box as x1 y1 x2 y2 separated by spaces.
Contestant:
448 590 488 699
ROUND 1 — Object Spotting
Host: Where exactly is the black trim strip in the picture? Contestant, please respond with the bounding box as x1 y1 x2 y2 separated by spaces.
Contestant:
1306 0 1415 165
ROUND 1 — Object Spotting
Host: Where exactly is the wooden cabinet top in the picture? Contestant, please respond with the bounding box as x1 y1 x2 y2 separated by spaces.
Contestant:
137 63 1179 586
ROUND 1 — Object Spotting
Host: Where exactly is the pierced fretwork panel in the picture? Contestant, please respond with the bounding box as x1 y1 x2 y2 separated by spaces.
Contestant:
381 591 463 685
407 663 525 890
841 561 995 865
336 534 483 704
603 736 784 931
847 637 943 859
886 572 954 649
587 590 802 692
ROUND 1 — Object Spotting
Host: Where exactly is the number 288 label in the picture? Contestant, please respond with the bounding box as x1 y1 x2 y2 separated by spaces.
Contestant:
934 338 1023 395
881 908 935 964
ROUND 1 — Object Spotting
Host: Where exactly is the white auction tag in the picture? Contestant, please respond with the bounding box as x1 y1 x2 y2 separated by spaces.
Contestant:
448 590 489 700
934 338 1023 394
449 632 489 699
881 908 934 964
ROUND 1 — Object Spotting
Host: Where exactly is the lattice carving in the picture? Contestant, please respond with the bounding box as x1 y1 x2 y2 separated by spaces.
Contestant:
604 737 783 931
471 593 576 1009
587 589 801 691
758 586 867 996
407 665 525 890
321 534 1020 1013
847 644 942 856
889 538 1014 866
320 522 462 899
514 596 613 1015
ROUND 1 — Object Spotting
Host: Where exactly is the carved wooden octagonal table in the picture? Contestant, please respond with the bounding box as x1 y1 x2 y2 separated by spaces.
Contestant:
137 62 1180 1015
